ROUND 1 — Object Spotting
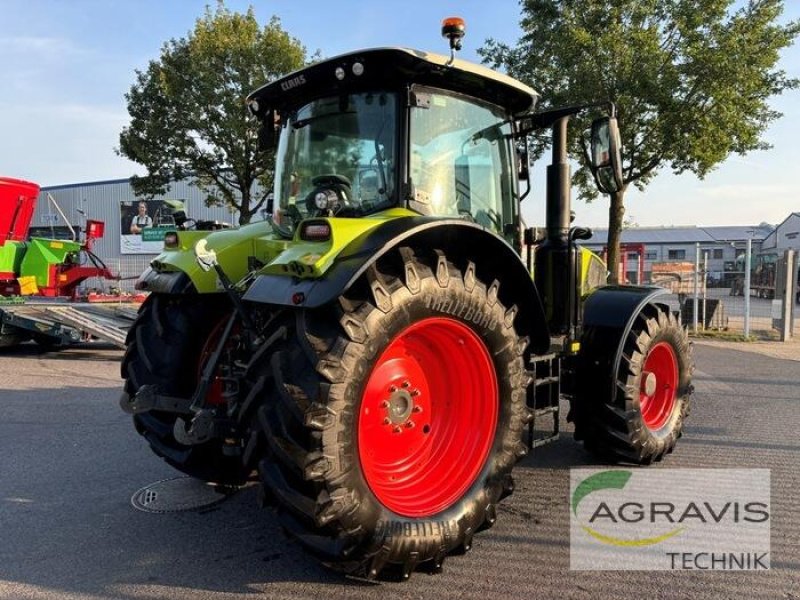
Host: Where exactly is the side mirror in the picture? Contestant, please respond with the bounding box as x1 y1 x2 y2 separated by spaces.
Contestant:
194 239 218 272
517 143 530 182
257 109 280 152
589 116 623 194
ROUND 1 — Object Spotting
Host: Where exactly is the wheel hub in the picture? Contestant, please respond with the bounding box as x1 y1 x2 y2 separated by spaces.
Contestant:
385 386 417 426
642 371 657 397
639 341 679 431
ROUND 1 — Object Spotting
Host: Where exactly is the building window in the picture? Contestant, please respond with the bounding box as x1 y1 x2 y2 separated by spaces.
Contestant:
668 249 686 260
712 249 723 259
627 252 640 260
645 251 657 260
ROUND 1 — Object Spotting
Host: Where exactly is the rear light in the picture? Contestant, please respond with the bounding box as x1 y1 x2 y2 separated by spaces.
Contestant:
163 231 179 248
300 221 331 241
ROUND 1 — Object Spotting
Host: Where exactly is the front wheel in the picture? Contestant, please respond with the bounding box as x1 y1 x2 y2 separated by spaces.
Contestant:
248 248 529 578
574 304 692 464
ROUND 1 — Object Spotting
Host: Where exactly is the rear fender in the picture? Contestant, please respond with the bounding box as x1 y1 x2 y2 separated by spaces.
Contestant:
243 218 551 354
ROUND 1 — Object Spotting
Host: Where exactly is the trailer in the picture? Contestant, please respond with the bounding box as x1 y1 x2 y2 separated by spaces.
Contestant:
0 297 137 349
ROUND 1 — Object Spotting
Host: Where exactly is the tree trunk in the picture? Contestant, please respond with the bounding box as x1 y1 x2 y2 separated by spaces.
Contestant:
239 184 252 225
606 188 626 285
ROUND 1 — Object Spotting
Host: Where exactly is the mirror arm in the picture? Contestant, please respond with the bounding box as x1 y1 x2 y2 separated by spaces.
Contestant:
519 173 531 202
194 240 258 333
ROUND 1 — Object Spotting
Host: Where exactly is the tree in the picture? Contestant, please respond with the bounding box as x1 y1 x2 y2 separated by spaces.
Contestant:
481 0 799 282
119 3 308 224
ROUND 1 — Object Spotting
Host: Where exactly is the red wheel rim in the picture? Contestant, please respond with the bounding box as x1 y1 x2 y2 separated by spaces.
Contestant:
639 341 678 431
358 317 498 518
197 317 230 406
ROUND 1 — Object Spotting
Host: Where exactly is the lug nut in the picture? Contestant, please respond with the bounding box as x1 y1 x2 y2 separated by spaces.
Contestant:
402 381 410 388
380 401 389 408
393 426 402 434
383 418 391 425
411 389 420 397
405 421 415 429
413 405 423 413
389 385 397 393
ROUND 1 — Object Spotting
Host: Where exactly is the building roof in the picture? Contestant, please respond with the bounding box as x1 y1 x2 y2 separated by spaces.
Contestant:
41 177 132 191
762 212 800 248
584 225 774 246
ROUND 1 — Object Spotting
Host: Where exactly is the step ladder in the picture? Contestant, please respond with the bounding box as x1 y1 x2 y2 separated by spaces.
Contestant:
44 306 127 349
527 353 560 450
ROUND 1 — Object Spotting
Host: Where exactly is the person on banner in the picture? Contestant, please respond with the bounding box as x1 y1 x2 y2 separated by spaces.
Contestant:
130 201 153 234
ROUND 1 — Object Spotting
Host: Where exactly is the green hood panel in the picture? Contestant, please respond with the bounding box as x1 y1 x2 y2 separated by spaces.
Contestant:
259 208 417 279
146 208 416 293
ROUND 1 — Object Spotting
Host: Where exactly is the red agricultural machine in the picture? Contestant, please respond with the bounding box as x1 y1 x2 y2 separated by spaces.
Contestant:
0 177 114 298
0 177 132 349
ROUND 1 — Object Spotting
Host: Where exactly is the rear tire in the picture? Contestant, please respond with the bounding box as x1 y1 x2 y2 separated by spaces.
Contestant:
574 304 692 464
121 293 246 484
248 248 529 578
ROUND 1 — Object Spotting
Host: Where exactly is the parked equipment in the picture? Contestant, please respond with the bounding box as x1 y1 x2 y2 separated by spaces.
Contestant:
121 20 693 580
730 251 799 302
0 177 133 349
0 177 115 298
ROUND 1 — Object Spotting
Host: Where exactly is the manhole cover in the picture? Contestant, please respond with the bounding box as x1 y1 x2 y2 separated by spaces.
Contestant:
131 476 234 513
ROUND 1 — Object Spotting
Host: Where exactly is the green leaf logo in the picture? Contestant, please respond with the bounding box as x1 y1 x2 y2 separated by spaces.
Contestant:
572 470 632 516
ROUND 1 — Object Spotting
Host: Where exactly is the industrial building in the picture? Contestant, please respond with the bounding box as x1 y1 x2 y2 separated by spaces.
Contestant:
761 213 800 253
581 225 775 284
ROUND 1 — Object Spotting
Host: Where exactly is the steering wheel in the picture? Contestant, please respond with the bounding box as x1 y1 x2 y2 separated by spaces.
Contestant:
304 174 352 216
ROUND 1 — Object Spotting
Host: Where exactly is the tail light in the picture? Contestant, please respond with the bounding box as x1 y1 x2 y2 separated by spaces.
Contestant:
300 221 331 241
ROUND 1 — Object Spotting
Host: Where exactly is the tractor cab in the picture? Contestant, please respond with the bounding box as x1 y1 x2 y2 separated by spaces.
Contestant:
246 46 538 243
246 38 623 339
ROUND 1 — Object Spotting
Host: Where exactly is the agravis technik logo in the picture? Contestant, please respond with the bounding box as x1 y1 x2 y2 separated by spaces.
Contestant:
569 469 770 570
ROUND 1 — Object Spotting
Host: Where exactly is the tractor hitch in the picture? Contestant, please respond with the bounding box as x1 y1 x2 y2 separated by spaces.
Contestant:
173 410 217 446
119 385 195 415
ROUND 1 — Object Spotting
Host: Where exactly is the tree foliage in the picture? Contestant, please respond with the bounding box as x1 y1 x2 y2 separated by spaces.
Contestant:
118 3 308 224
481 0 798 281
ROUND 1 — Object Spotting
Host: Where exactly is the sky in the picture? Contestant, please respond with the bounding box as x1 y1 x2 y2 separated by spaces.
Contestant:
0 0 798 230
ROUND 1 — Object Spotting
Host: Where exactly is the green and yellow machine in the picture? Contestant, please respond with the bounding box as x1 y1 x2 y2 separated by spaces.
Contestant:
0 177 113 298
121 19 692 580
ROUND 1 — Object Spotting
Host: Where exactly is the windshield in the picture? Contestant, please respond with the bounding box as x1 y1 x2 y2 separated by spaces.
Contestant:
409 89 515 233
272 92 397 235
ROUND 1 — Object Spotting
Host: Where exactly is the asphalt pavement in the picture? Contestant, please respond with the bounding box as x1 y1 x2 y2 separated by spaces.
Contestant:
0 340 798 599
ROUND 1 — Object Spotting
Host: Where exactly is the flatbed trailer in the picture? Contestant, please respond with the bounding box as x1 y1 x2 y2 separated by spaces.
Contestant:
0 298 138 349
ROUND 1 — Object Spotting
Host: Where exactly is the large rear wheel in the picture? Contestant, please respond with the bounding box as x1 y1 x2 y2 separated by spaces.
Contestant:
249 248 529 578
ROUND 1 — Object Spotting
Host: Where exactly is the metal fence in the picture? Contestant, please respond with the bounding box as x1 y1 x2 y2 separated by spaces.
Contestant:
646 242 798 340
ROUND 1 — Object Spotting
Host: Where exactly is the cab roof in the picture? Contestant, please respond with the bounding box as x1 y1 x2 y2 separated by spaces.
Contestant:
246 47 539 116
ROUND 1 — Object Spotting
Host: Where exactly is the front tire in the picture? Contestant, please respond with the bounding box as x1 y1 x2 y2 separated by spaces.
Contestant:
249 248 529 578
575 304 692 464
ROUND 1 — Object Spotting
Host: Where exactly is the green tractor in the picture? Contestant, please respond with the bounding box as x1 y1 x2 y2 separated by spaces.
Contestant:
121 21 692 579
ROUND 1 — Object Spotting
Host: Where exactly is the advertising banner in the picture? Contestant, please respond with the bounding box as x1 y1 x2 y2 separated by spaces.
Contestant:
120 199 174 255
